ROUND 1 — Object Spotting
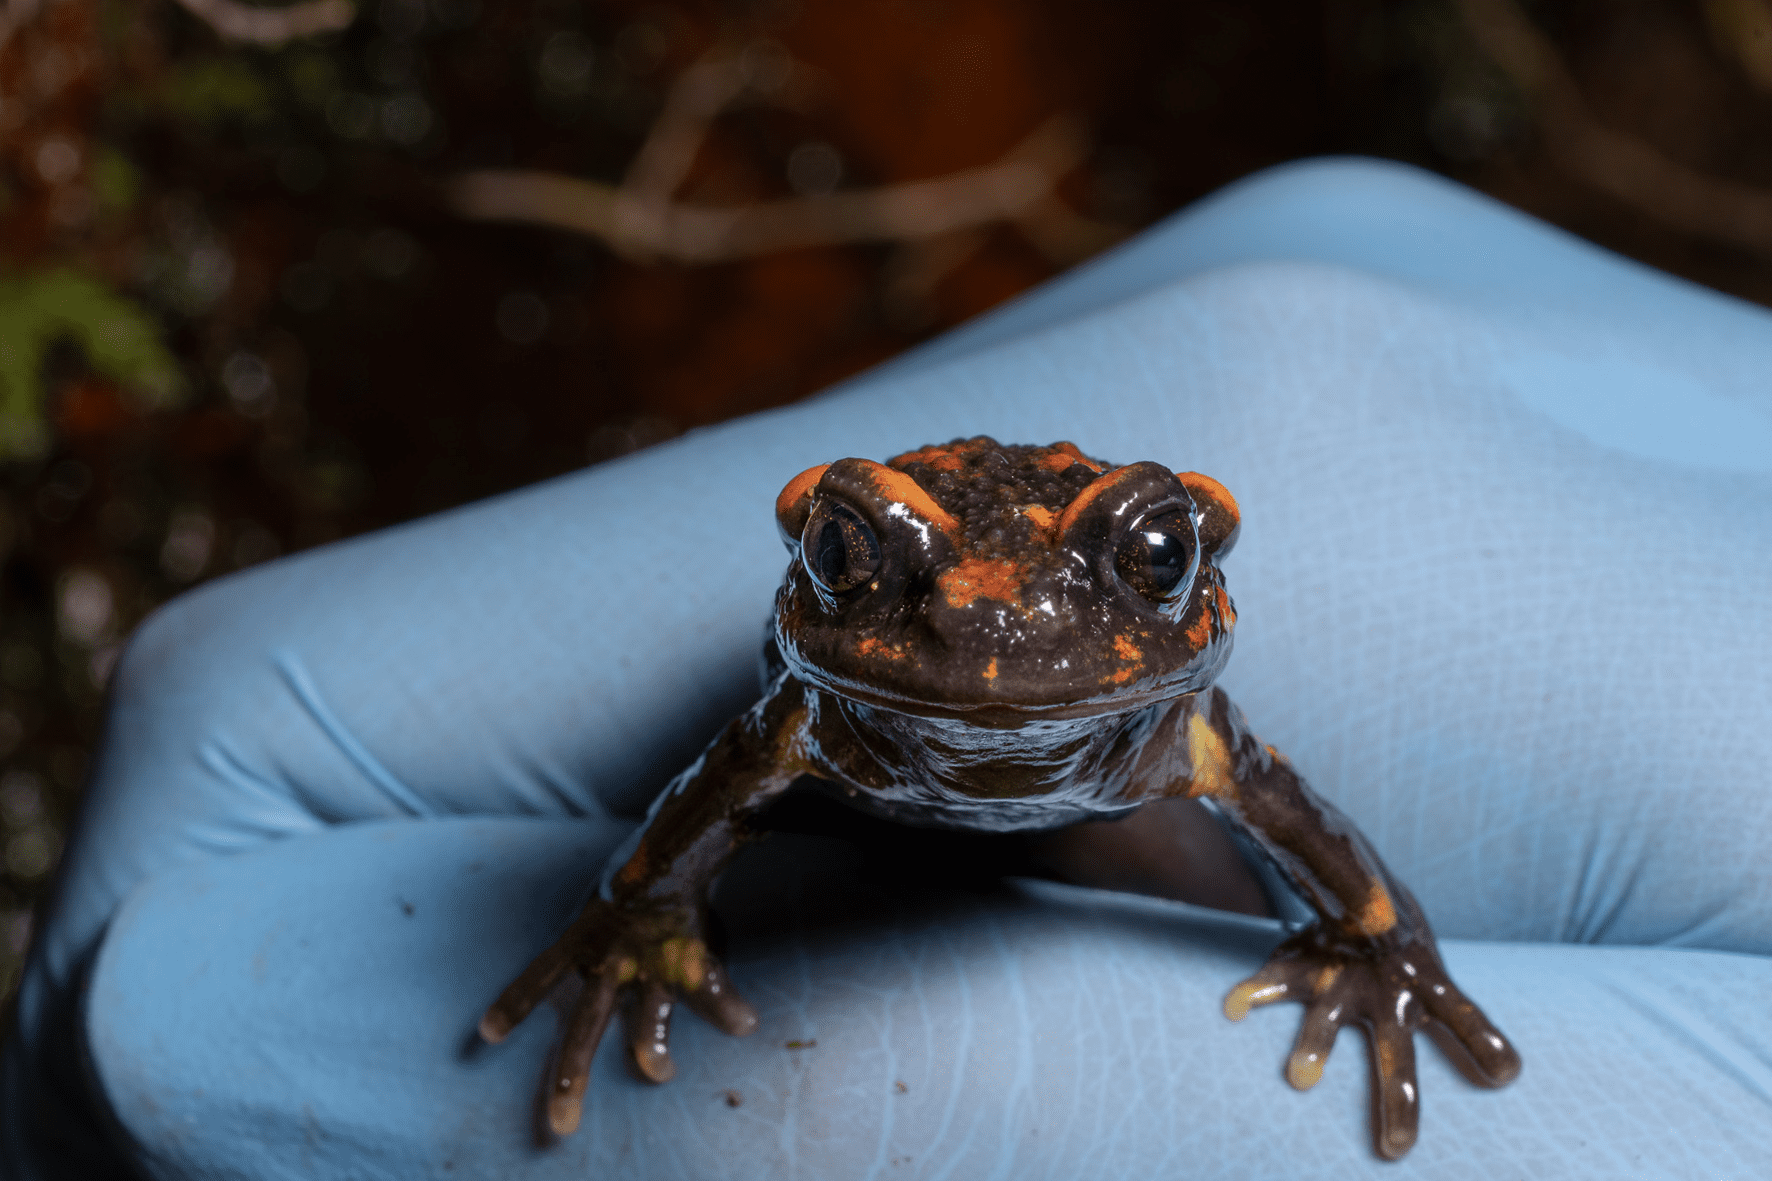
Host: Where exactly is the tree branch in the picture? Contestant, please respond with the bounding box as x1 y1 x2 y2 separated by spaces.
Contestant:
447 42 1118 267
173 0 355 46
1458 0 1772 256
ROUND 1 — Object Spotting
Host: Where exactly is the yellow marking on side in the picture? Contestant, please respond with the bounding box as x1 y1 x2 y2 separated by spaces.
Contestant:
1184 711 1236 800
1356 884 1398 936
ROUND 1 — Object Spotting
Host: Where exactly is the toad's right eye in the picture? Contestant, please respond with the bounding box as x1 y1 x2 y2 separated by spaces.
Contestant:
803 500 880 596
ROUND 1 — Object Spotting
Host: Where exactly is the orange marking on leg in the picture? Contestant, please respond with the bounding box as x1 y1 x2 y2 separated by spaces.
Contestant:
1357 884 1398 936
1184 711 1237 800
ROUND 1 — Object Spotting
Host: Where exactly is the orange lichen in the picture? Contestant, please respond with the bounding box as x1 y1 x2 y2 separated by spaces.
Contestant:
858 461 963 539
1055 464 1136 534
775 463 830 525
938 557 1025 607
1356 884 1398 936
1184 711 1236 800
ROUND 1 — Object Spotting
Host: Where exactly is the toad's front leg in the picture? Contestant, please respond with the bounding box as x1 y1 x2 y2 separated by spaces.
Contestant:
479 676 811 1135
1178 689 1521 1159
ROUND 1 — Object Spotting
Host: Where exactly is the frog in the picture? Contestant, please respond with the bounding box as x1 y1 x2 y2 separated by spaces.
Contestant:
479 437 1521 1160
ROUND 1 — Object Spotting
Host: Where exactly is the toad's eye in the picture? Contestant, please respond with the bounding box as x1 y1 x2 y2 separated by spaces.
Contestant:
803 500 880 596
1115 510 1194 602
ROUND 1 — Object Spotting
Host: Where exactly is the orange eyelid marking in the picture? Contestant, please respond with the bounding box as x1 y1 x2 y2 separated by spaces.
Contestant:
1177 471 1240 529
888 438 988 472
854 461 961 539
1356 884 1398 936
1055 464 1140 535
775 464 830 525
1040 441 1103 473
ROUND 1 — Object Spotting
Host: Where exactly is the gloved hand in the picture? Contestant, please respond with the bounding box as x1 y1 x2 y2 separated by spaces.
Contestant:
6 158 1772 1180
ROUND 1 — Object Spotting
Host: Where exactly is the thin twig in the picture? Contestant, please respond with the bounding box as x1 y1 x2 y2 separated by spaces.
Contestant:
1459 0 1772 255
448 42 1116 267
173 0 355 46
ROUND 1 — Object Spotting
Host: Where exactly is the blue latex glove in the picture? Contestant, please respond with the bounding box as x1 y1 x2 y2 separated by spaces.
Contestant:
7 158 1772 1179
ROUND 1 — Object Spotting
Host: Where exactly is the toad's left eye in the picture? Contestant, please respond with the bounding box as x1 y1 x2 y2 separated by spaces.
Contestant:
803 499 880 596
1115 510 1194 602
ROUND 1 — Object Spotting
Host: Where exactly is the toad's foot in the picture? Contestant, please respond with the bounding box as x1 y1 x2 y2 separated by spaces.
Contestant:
1224 926 1520 1160
479 899 758 1135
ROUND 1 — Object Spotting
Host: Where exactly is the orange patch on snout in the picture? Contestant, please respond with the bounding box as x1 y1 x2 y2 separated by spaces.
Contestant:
939 558 1025 608
1356 885 1398 937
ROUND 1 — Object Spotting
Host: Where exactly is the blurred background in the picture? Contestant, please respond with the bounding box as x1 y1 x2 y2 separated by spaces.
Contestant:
3 0 1771 998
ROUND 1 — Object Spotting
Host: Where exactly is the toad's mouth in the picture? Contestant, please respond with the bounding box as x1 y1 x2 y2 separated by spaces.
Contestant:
786 662 1207 725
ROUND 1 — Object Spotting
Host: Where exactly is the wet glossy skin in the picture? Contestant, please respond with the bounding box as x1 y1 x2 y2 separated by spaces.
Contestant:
480 438 1521 1160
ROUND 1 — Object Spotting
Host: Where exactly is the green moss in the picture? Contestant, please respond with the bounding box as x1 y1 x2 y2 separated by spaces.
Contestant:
0 271 185 459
